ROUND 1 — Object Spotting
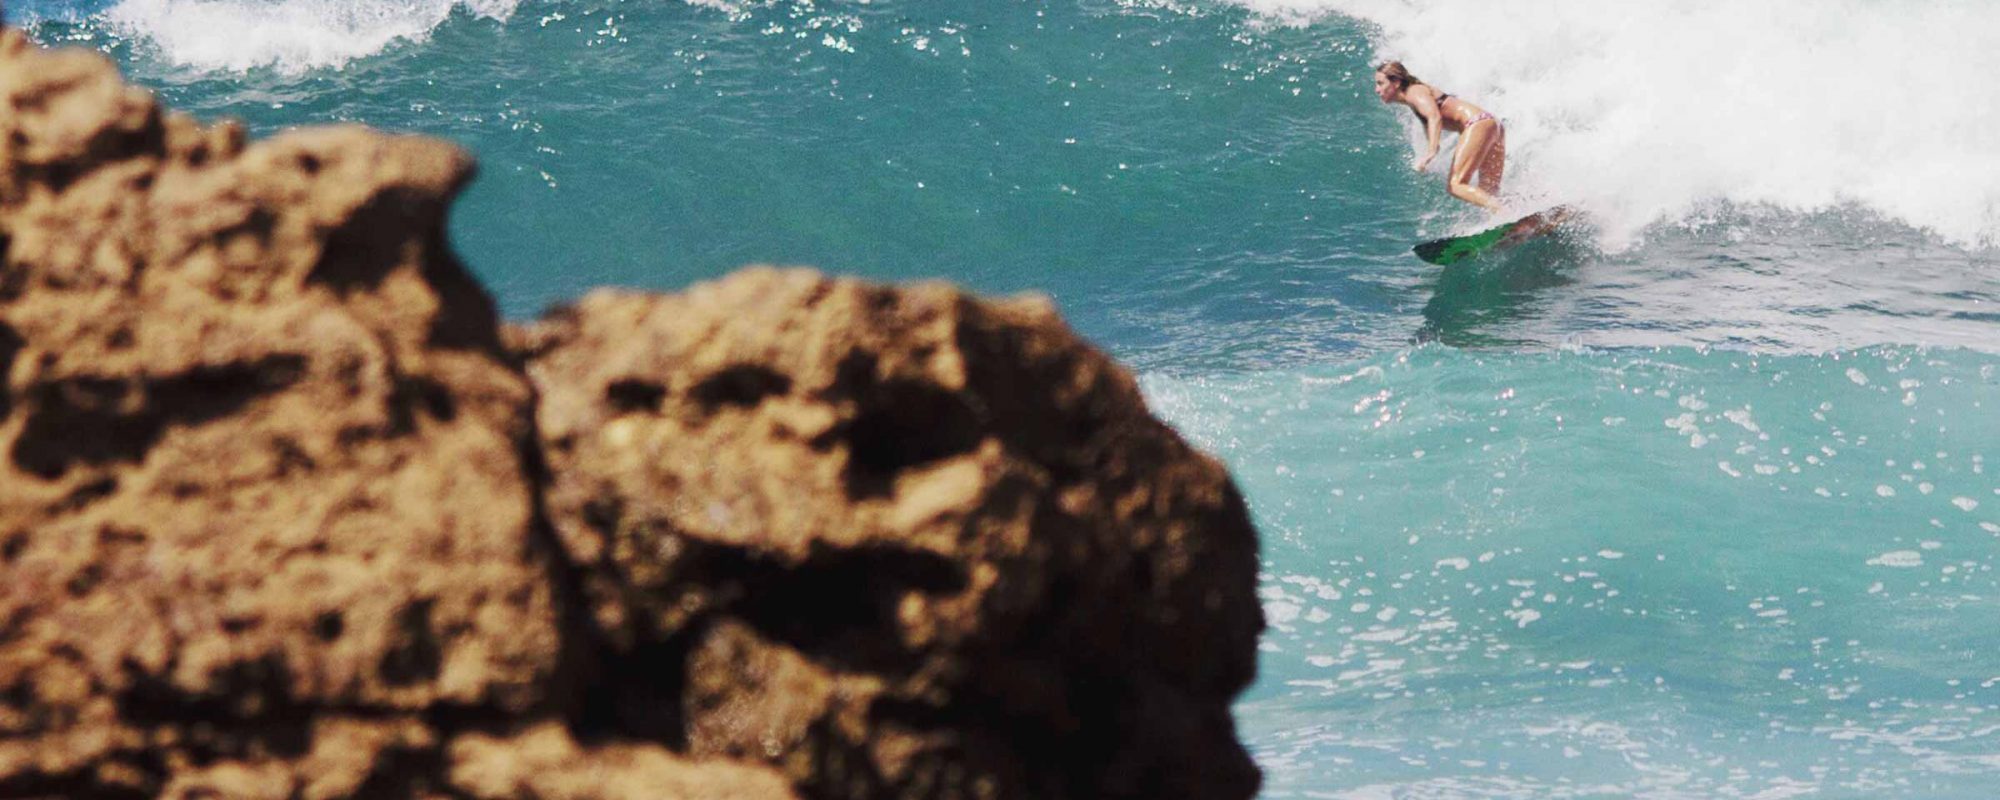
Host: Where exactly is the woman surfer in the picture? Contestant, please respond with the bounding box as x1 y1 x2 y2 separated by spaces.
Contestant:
1373 61 1505 211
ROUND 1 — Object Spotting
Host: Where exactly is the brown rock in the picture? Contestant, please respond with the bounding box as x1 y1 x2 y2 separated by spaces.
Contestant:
447 721 798 800
521 268 1264 800
0 29 562 796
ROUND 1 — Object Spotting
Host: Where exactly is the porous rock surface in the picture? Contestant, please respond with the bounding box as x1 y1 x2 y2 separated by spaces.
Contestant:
0 29 1261 800
519 269 1263 799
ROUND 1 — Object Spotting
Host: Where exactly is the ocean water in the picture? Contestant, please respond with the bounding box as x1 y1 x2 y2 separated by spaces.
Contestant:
12 0 2000 795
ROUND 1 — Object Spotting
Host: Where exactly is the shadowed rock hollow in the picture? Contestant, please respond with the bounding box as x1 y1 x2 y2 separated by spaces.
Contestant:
0 28 1262 800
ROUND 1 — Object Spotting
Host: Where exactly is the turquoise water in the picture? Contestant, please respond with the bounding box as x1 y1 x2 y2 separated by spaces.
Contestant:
1151 347 2000 796
16 1 2000 795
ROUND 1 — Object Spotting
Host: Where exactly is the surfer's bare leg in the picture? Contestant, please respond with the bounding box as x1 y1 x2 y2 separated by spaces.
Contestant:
1448 119 1503 211
1477 127 1505 196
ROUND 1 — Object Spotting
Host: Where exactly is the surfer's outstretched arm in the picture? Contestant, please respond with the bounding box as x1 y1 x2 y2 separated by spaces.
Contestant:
1407 88 1444 172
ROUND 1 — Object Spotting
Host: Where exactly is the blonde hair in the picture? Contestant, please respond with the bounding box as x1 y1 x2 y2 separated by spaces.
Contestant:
1375 61 1424 91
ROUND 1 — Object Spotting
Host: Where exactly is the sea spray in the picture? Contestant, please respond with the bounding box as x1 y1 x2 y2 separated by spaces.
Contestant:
1230 0 2000 249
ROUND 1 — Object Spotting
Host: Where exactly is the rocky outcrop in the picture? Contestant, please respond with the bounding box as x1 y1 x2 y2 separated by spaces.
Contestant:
0 28 1261 800
519 270 1263 799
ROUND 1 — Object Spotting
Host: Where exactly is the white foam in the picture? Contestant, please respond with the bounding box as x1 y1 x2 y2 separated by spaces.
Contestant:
1504 608 1542 628
103 0 522 73
1352 627 1407 642
1232 0 2000 248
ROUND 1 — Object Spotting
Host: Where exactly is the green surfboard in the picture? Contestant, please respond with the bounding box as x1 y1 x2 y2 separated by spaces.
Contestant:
1413 206 1575 266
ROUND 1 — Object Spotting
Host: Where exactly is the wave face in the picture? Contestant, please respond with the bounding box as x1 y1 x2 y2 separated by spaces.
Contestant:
1230 0 2000 249
14 1 2000 796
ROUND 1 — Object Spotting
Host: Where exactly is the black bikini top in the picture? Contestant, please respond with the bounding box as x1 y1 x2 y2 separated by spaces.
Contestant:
1411 88 1454 125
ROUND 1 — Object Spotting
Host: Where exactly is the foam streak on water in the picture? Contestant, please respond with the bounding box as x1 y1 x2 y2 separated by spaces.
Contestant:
1229 0 2000 249
99 0 522 72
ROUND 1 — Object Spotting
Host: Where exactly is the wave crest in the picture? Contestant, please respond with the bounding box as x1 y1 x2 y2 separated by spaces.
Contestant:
102 0 522 73
1232 0 2000 248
